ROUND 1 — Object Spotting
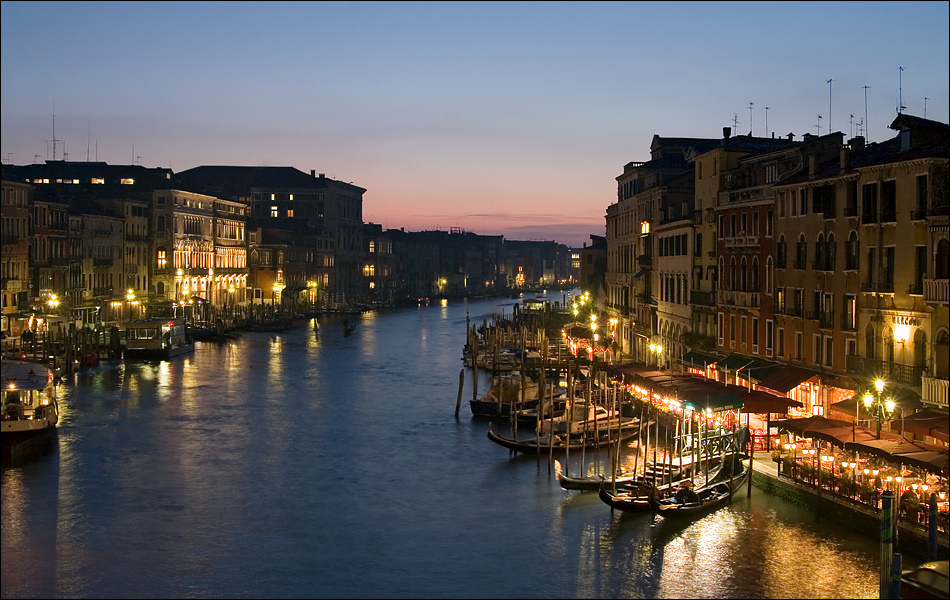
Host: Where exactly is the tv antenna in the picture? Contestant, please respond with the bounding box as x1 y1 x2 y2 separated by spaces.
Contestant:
749 102 754 136
46 108 63 161
816 114 822 136
733 113 739 132
827 79 833 133
924 96 929 119
849 114 854 139
764 106 770 137
897 66 906 114
863 85 871 142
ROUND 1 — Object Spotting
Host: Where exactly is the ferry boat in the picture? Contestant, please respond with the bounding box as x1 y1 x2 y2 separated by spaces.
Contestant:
2 359 59 464
124 318 194 360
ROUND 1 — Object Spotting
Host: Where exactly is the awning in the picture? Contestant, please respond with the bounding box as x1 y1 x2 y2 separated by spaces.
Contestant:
678 350 717 368
632 269 647 281
717 353 757 372
738 389 803 414
758 366 815 394
681 392 744 413
890 408 950 443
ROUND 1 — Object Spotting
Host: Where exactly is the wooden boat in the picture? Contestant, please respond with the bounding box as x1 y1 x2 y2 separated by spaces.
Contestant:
555 459 638 491
539 402 630 436
2 360 58 465
470 372 540 418
124 318 194 360
486 423 639 454
647 456 748 520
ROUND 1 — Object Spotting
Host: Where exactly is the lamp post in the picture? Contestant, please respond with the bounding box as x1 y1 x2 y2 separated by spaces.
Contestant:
126 288 135 321
863 379 895 439
650 342 664 369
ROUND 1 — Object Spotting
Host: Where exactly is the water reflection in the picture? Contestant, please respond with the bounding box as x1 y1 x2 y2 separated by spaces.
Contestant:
3 293 896 599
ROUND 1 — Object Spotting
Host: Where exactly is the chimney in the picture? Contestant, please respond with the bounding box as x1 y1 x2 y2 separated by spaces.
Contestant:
319 173 325 179
808 154 816 178
311 169 315 177
839 146 850 173
787 132 795 141
723 127 731 139
849 136 865 153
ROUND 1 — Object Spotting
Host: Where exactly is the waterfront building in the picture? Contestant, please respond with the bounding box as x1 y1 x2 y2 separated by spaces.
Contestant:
152 189 248 319
1 179 33 335
605 135 719 363
175 167 365 304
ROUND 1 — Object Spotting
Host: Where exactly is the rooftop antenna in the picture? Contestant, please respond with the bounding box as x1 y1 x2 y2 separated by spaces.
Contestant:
816 114 822 136
898 66 905 114
863 85 871 142
924 96 928 119
765 106 770 137
749 102 754 136
827 78 833 133
46 106 63 161
86 120 91 162
849 114 854 139
733 113 739 132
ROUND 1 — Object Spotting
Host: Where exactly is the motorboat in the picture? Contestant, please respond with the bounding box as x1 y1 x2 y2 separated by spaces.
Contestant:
2 359 58 464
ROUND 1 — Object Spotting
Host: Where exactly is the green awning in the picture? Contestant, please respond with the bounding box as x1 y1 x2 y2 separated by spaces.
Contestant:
717 353 757 371
681 392 744 413
678 350 717 368
632 269 648 280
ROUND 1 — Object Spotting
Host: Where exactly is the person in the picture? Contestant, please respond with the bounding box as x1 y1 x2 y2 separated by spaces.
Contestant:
674 481 700 504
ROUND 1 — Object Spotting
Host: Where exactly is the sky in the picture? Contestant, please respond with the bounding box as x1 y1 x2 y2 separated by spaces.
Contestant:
2 1 948 248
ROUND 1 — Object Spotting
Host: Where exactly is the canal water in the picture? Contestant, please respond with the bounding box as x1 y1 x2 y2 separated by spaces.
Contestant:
2 293 899 598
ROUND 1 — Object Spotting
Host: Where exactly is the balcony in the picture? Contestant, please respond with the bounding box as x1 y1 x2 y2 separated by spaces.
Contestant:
690 289 716 307
93 258 114 267
923 278 949 304
861 282 895 294
921 375 949 408
846 355 924 387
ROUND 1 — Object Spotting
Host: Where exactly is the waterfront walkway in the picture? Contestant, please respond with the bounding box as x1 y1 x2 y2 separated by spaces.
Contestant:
745 451 949 561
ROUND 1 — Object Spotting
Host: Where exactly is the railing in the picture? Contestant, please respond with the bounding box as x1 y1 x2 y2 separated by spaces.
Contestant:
846 355 924 387
690 289 715 307
923 278 949 303
861 282 895 293
93 287 114 296
907 283 923 296
921 375 949 407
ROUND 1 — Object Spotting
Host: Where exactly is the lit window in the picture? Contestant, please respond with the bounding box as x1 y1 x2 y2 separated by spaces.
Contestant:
92 178 105 184
287 209 294 217
641 221 650 234
157 249 167 269
270 206 278 218
369 241 376 253
121 178 134 185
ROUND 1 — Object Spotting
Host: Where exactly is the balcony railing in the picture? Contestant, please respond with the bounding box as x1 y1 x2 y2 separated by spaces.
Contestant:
861 282 895 293
846 355 924 387
921 375 949 407
690 289 716 307
923 278 949 303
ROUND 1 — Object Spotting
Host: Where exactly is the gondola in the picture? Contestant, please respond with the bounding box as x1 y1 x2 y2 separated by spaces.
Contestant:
486 425 639 455
647 456 748 520
555 459 638 491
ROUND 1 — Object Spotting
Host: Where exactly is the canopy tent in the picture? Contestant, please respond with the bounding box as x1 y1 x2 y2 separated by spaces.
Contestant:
845 437 949 475
890 408 950 443
757 366 815 395
678 350 717 369
737 390 803 414
716 353 757 372
774 416 900 447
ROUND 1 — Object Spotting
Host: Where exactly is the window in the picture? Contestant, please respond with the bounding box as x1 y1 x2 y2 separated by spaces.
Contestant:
778 327 785 357
916 175 928 216
845 181 858 216
741 316 747 345
776 236 786 268
156 248 167 269
730 315 736 348
846 231 859 270
844 295 856 330
826 233 836 271
814 335 823 365
270 206 278 218
881 181 896 222
825 336 834 367
766 319 774 355
883 247 895 291
120 178 134 185
796 234 807 269
863 183 878 222
799 189 808 215
796 331 803 360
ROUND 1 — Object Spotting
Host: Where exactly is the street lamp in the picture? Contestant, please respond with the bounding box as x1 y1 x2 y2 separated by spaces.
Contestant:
650 342 664 368
863 379 895 439
126 288 135 321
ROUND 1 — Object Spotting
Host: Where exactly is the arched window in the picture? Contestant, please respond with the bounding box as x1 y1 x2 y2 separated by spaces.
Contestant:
846 231 859 270
730 256 737 290
156 281 165 296
865 323 876 360
796 234 807 269
935 329 949 379
765 256 773 294
815 233 825 270
718 257 724 289
936 238 950 279
740 257 748 291
752 256 760 291
777 235 787 268
884 327 895 364
913 329 927 372
827 233 837 271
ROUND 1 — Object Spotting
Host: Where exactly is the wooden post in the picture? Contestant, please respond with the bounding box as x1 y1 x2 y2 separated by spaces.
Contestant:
455 368 464 417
